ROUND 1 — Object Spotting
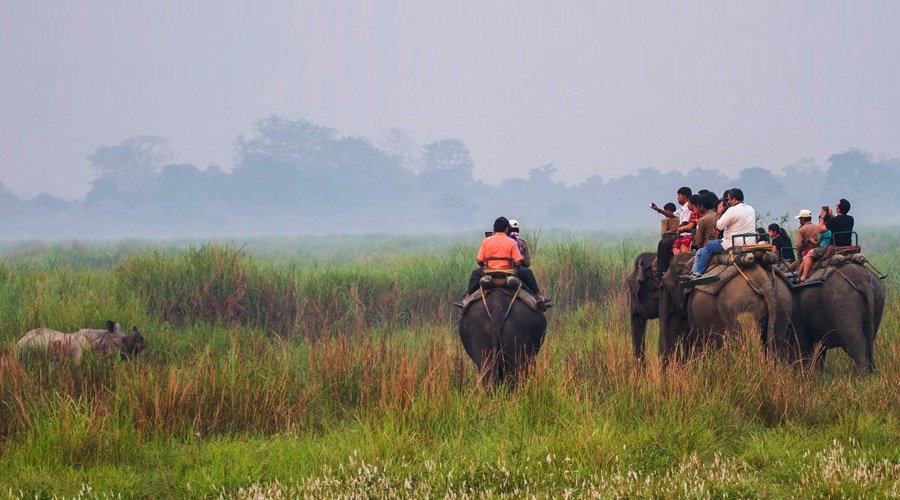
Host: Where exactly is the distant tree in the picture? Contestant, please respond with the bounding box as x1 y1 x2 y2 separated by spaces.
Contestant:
0 182 23 234
86 135 168 193
379 128 423 173
822 150 899 222
234 115 336 170
422 139 473 176
547 201 585 225
735 166 788 212
419 139 475 192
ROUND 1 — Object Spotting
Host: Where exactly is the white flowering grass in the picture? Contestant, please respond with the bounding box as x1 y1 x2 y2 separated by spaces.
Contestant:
213 440 898 499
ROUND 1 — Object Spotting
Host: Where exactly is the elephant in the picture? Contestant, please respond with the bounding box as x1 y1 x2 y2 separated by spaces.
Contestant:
626 252 661 361
791 261 885 375
459 288 547 389
658 252 794 365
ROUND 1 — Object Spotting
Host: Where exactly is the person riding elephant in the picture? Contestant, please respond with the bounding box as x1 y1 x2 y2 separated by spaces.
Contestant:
507 219 531 267
659 252 794 366
768 223 796 262
659 202 680 236
457 217 551 309
650 186 693 274
692 195 719 251
684 188 756 280
791 254 884 375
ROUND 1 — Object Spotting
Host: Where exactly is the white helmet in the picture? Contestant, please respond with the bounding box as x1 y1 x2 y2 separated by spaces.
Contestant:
509 219 520 230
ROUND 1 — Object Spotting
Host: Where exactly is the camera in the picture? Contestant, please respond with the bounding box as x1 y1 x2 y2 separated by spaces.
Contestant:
484 231 493 238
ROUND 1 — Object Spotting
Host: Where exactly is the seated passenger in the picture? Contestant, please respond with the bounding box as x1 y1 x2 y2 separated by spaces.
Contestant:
508 219 531 268
660 202 680 236
755 227 769 243
825 198 855 247
650 186 693 273
672 195 701 255
797 199 854 282
798 207 834 283
768 223 795 262
457 216 551 308
684 188 756 279
789 209 819 272
692 196 718 250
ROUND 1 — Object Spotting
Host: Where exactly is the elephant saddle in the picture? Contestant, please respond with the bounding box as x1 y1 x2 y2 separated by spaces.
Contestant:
806 251 870 283
460 280 542 313
685 249 791 296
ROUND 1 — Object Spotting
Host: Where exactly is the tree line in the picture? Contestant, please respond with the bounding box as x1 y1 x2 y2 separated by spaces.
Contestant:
3 116 898 238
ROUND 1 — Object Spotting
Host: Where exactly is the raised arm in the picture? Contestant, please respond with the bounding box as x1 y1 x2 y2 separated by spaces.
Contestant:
650 203 676 218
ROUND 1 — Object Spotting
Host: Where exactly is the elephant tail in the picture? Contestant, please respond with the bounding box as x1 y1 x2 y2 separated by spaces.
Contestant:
487 293 507 381
863 272 877 365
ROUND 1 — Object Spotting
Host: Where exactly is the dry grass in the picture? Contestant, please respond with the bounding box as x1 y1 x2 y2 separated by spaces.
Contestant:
0 240 896 496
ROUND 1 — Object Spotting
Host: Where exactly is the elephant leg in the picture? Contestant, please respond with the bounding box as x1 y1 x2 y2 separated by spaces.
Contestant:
501 332 541 390
813 346 827 373
842 338 871 376
828 313 871 376
631 313 647 362
684 327 706 361
658 324 677 369
498 344 516 390
867 343 876 374
477 348 502 389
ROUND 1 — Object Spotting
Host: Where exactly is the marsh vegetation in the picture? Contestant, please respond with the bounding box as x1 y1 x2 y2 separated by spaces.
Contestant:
0 233 897 497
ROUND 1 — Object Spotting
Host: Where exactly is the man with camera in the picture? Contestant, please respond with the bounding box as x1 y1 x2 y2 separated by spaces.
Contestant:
684 188 756 280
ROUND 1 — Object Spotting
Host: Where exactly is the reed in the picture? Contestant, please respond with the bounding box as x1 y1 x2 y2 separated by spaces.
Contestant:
0 236 896 496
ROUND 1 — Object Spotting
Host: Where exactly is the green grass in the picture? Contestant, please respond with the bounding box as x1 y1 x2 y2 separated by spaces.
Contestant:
0 235 897 497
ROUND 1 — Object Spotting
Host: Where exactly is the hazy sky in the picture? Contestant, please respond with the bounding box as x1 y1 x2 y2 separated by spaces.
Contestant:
2 1 899 199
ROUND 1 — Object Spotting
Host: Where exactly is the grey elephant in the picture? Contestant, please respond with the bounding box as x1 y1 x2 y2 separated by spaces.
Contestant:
659 252 794 365
459 283 547 389
791 257 885 375
626 252 661 361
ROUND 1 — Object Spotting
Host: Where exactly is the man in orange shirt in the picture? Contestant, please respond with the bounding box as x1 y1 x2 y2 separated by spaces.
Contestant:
457 216 549 308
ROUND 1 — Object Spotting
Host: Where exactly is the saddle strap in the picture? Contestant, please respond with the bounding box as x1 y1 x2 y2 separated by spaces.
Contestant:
733 262 764 298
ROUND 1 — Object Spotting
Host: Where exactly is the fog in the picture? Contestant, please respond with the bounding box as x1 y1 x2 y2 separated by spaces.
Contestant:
1 1 899 237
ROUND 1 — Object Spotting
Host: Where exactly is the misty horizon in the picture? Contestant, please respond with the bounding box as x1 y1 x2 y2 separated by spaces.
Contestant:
3 1 900 200
7 114 892 202
0 113 897 239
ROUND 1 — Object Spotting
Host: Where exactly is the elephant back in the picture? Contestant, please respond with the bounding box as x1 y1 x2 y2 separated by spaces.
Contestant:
691 250 785 296
806 250 872 284
460 286 542 314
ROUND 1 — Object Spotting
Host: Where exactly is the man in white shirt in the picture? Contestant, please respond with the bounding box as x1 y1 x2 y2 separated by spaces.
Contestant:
685 188 756 279
650 186 693 273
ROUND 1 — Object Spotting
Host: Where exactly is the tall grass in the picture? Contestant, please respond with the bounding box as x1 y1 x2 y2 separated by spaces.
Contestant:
0 237 896 496
113 241 630 338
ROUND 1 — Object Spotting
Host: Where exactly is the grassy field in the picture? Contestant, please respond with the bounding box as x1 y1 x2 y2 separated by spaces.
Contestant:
0 233 897 498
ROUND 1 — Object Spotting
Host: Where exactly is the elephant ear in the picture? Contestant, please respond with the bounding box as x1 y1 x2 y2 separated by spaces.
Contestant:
626 264 646 297
661 270 689 316
628 259 648 298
